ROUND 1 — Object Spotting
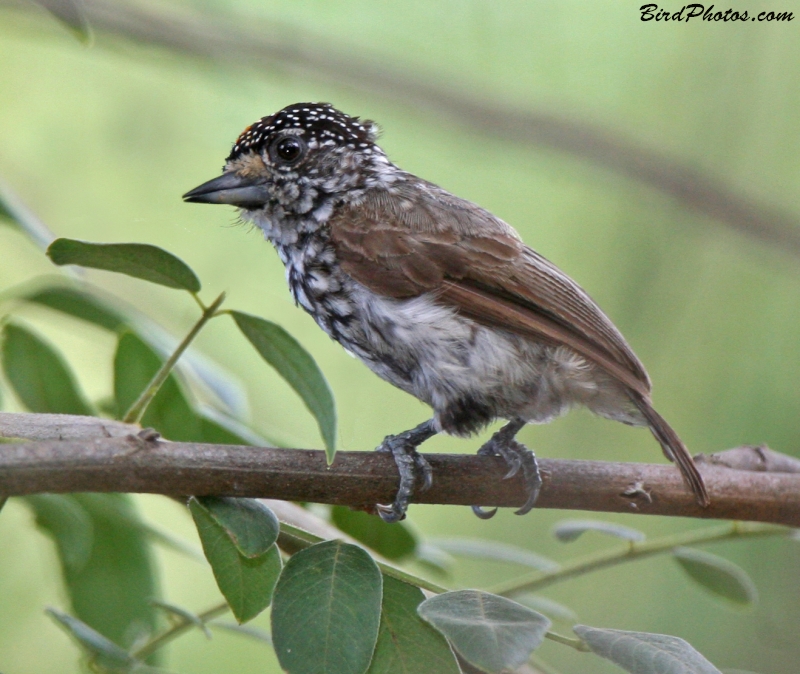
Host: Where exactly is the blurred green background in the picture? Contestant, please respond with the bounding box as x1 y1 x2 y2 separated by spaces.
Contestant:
1 1 799 672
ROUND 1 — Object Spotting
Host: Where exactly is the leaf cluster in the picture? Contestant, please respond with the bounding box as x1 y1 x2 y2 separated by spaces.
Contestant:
47 497 755 674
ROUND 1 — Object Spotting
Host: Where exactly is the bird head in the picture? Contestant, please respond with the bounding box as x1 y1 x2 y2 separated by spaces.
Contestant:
183 102 383 215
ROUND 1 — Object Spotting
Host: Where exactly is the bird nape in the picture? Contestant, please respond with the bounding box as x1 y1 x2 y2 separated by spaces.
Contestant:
183 102 710 521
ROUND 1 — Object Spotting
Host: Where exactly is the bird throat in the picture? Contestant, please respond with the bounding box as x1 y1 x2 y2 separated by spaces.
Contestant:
246 205 360 345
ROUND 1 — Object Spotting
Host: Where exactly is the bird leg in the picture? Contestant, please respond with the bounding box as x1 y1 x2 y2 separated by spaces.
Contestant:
472 418 542 519
375 419 437 523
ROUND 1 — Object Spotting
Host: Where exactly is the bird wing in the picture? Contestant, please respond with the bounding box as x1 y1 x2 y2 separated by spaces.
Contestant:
329 181 652 397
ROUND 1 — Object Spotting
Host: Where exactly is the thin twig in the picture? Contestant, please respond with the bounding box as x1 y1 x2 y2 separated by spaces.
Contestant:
488 520 787 597
132 601 229 661
123 292 225 424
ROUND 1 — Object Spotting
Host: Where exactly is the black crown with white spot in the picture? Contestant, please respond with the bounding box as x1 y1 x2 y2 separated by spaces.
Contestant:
227 103 378 161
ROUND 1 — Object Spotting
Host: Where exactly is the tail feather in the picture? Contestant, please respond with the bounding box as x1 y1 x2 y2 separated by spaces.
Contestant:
631 394 710 507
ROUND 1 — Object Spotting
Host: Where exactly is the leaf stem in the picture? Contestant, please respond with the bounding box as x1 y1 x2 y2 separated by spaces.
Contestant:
132 601 230 660
122 291 225 424
190 292 207 312
544 631 590 651
488 522 788 597
277 521 449 595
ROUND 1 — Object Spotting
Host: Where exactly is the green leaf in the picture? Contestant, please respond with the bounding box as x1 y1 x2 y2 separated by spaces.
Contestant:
189 497 282 623
194 497 279 558
114 332 202 441
231 311 336 459
417 590 551 673
47 608 137 671
673 547 758 606
574 625 722 674
452 655 488 674
514 595 578 624
1 323 93 415
198 415 253 444
196 406 272 446
47 239 201 292
111 333 160 414
39 489 203 563
552 519 646 543
272 540 382 674
35 494 161 653
430 537 559 572
331 506 417 560
33 0 92 44
367 576 460 674
24 285 127 331
23 494 94 573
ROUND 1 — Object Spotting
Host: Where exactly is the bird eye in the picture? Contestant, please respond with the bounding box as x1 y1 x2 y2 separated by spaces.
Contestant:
271 136 305 165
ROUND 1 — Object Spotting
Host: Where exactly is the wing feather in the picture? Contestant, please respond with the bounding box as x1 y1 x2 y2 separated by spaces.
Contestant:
330 184 651 396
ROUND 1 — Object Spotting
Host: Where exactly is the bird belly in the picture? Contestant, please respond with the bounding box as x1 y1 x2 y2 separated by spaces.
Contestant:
346 286 634 435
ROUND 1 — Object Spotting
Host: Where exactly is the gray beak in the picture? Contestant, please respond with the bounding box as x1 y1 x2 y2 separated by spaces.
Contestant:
182 172 271 208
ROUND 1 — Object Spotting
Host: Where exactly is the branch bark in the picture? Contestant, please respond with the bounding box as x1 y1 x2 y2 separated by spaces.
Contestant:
0 411 139 440
1 432 798 526
4 0 800 257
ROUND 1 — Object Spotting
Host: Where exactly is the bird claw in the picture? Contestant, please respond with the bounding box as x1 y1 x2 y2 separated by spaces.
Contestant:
473 423 542 519
476 443 495 458
471 505 498 520
376 503 406 523
374 420 436 522
512 442 542 515
503 454 523 479
416 453 434 492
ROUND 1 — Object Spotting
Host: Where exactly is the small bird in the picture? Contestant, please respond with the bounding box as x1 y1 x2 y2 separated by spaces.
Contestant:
184 102 709 521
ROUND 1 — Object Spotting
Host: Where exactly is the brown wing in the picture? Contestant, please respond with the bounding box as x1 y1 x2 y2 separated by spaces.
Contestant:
329 181 651 397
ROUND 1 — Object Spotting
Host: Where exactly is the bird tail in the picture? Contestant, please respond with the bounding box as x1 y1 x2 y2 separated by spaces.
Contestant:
631 393 710 507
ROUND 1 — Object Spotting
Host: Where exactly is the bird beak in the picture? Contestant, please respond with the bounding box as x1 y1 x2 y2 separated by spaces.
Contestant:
182 172 270 207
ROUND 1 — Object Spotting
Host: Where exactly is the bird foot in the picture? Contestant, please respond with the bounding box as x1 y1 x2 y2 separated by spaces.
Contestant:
473 423 542 518
375 421 435 523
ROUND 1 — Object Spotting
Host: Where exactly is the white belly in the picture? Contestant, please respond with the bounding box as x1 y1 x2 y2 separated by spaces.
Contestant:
346 284 639 434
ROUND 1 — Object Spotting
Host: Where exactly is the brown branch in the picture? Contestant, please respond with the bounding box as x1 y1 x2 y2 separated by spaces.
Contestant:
696 445 800 473
1 434 798 526
0 411 139 441
4 0 800 257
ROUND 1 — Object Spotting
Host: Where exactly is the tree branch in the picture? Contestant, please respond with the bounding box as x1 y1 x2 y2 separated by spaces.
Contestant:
1 430 798 526
0 411 139 440
3 0 800 257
